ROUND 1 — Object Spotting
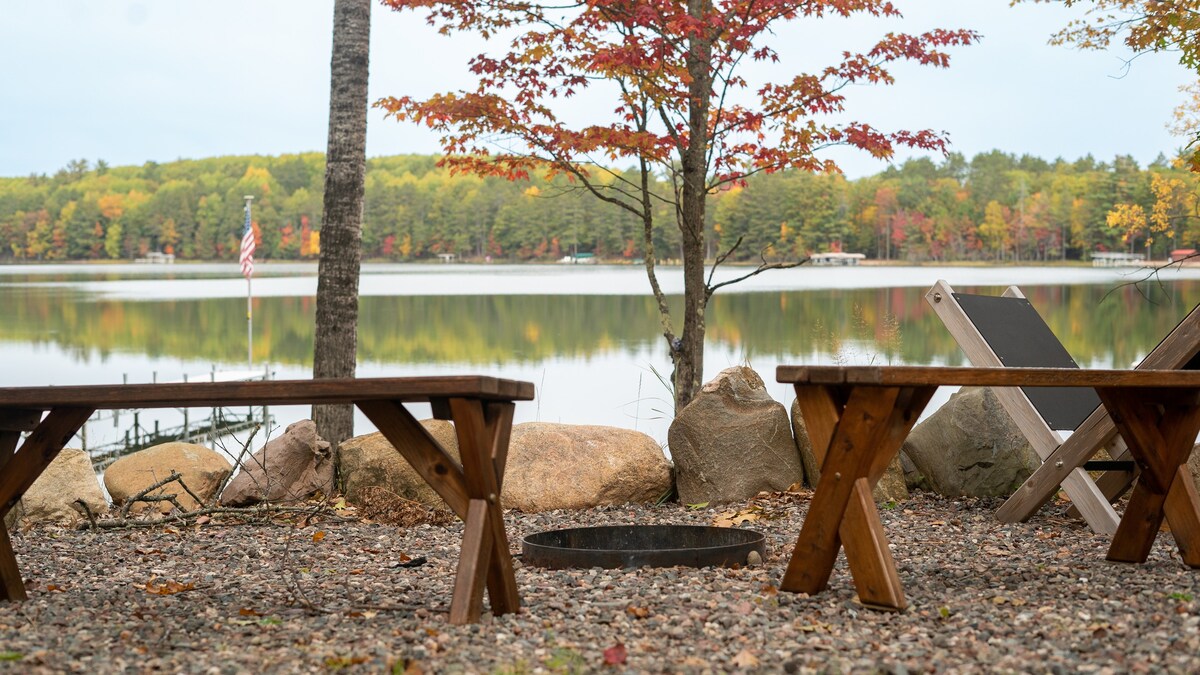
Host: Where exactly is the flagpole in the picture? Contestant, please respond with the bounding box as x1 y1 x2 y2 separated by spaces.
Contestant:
243 195 254 368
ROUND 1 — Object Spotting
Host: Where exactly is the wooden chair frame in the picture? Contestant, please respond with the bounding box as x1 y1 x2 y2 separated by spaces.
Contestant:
926 279 1200 534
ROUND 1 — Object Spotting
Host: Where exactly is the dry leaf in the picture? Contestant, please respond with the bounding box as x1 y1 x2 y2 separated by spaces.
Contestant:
602 643 627 665
626 606 650 619
144 580 194 595
312 531 326 543
731 649 759 668
238 607 262 617
45 584 64 593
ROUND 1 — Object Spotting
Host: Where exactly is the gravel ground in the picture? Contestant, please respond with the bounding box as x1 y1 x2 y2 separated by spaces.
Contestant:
1 491 1199 674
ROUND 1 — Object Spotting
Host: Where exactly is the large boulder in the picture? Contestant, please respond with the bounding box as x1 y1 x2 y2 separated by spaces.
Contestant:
339 420 461 510
5 448 107 527
901 386 1040 497
104 442 232 514
502 423 671 512
790 399 908 503
669 366 803 505
220 420 334 507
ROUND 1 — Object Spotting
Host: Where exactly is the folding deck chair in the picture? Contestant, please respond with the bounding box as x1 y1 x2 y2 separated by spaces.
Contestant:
925 279 1200 535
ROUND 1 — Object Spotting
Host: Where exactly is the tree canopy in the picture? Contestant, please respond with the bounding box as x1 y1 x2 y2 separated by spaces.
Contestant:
0 150 1195 264
378 0 978 409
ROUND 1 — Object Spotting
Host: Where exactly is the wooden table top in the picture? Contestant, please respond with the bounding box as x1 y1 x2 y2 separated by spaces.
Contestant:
777 365 1200 388
0 376 535 410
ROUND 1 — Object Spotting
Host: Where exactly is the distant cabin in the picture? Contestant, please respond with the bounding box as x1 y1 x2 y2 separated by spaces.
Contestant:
134 251 175 264
1091 251 1145 267
1171 249 1198 263
558 253 596 264
810 252 865 266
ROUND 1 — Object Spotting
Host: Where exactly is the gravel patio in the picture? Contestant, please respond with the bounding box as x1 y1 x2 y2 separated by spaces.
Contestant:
0 491 1197 673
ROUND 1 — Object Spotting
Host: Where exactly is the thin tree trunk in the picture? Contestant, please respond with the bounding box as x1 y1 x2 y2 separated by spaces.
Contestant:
672 0 715 413
313 0 370 447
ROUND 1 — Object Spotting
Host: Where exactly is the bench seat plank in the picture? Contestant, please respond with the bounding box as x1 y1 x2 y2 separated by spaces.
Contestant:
0 376 534 410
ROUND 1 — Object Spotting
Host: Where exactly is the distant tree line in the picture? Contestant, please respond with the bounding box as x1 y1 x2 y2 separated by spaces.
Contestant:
0 150 1193 263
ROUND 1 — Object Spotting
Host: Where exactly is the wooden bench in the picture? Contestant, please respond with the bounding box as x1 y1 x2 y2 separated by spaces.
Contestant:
0 375 534 625
776 365 1200 611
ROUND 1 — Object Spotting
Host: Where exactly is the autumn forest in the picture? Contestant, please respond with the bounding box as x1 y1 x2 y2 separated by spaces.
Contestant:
0 149 1193 265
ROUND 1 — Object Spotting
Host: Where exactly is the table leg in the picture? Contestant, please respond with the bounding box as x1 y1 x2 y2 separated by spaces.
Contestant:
448 398 519 623
782 386 933 609
1097 388 1200 565
0 407 91 602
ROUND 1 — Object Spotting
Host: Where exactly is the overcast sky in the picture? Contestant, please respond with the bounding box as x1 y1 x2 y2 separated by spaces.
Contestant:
0 1 1193 179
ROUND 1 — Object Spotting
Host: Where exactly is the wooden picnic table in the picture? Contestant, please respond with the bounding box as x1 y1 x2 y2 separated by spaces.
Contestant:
0 375 534 625
776 365 1200 611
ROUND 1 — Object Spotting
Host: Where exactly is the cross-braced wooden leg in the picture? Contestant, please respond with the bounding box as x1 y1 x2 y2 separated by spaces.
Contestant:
0 407 91 602
792 385 934 609
447 398 519 624
782 386 932 609
1097 388 1200 565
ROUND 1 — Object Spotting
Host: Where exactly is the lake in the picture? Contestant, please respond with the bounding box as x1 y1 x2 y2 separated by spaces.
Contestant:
5 261 1200 453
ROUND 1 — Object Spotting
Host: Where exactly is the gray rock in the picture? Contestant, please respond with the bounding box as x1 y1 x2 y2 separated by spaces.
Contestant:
338 420 461 510
790 398 908 503
669 366 803 505
503 422 672 512
104 442 232 513
5 448 107 527
220 420 334 507
901 386 1040 497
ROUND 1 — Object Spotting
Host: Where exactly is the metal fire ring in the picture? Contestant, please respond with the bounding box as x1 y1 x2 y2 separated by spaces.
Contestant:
521 524 765 569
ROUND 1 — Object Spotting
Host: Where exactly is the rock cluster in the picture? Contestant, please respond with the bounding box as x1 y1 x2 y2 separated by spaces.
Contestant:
17 370 1200 527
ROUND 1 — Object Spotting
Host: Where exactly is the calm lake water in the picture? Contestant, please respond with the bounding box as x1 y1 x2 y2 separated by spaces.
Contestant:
5 261 1200 452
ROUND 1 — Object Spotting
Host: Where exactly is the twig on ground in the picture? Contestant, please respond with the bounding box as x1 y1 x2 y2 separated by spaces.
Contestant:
120 471 186 518
73 498 97 529
79 503 356 530
173 476 206 511
215 424 261 498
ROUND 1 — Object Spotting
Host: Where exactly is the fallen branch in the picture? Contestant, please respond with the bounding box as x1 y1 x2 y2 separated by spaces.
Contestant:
120 471 188 519
79 502 355 530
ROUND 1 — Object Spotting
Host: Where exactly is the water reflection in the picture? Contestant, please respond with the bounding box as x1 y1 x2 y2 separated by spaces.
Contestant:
3 280 1196 370
4 265 1199 445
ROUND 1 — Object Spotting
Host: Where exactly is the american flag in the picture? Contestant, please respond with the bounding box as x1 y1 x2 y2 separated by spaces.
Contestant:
239 206 255 279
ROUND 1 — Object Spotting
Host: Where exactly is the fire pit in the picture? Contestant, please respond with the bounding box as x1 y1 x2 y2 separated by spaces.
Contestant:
521 525 765 569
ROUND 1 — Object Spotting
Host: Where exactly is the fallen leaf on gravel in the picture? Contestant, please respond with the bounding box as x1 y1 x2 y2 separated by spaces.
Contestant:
238 608 262 617
312 531 327 543
713 506 762 528
626 606 650 619
760 584 778 595
731 649 759 668
0 652 21 662
143 580 195 595
45 584 64 593
602 643 627 665
682 657 707 667
195 515 211 525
